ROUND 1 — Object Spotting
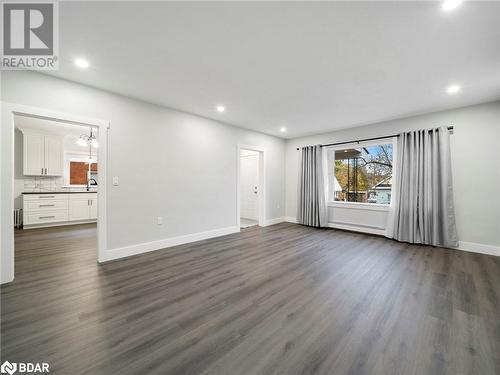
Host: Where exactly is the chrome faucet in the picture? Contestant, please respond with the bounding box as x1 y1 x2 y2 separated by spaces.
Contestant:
87 178 97 191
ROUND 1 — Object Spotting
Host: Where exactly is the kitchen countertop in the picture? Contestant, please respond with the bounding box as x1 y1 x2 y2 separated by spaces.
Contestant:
22 191 98 194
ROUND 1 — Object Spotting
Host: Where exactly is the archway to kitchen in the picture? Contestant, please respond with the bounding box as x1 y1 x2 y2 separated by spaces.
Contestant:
1 103 109 284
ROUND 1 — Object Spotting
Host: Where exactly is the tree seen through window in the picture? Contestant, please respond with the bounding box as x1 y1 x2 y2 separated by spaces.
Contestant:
333 143 393 204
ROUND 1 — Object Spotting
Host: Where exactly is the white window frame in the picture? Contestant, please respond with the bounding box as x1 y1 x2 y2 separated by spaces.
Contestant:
326 137 396 209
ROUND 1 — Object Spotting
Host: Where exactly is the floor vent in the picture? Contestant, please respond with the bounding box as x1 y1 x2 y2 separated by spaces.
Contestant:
14 208 23 228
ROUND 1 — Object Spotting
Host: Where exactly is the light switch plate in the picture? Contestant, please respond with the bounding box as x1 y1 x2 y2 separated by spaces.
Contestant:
112 177 119 186
157 217 163 225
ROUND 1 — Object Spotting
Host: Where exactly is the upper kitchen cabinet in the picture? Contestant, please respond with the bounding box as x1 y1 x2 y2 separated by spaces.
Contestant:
23 133 44 175
22 131 63 176
44 135 63 175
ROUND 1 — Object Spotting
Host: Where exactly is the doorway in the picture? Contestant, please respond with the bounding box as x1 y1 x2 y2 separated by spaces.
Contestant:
1 103 109 284
12 115 100 276
237 145 265 228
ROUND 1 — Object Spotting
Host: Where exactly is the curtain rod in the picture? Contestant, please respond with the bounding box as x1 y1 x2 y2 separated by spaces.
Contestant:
296 126 454 150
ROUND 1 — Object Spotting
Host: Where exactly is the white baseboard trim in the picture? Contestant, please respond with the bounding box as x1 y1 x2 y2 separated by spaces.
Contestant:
23 219 97 230
456 241 500 257
286 219 499 257
101 222 499 263
328 222 386 236
262 217 286 226
100 225 240 262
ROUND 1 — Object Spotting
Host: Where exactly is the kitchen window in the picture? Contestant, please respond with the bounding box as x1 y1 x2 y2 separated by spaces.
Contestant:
327 141 393 204
64 154 98 187
69 161 97 185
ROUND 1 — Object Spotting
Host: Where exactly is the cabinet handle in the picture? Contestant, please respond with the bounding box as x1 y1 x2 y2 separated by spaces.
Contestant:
39 204 55 207
39 196 55 198
41 168 43 174
39 216 55 219
45 168 47 174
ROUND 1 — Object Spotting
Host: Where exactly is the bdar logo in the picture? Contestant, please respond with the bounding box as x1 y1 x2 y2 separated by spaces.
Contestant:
0 361 49 374
0 361 17 375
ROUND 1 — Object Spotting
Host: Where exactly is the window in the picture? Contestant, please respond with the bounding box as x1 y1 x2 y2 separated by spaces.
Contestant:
69 162 97 185
65 160 98 186
329 142 393 204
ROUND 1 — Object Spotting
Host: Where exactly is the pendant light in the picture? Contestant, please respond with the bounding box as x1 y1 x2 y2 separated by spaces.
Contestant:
76 128 98 148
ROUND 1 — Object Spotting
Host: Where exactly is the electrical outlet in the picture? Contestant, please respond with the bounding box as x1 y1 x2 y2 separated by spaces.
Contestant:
157 216 163 225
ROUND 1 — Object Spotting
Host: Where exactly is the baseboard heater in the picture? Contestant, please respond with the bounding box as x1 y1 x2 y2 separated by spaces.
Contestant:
14 208 23 228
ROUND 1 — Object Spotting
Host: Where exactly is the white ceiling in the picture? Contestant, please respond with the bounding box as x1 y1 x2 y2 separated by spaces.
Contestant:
47 1 500 138
14 115 98 153
14 115 94 136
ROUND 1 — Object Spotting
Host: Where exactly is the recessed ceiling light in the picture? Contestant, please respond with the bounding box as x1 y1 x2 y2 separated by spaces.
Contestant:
74 58 89 69
280 127 287 133
442 0 463 11
446 84 461 94
216 105 225 113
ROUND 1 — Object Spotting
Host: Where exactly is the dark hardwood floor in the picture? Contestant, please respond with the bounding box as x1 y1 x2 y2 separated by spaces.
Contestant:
1 223 499 375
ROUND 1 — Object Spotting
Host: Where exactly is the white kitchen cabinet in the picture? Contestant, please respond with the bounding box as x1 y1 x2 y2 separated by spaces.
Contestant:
69 194 97 221
23 194 69 226
44 135 63 176
25 210 69 225
24 198 68 211
23 193 97 229
89 196 98 219
22 131 63 176
69 196 92 221
23 133 45 175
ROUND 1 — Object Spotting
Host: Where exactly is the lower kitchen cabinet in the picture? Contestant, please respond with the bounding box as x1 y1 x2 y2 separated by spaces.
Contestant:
69 195 97 221
23 193 97 229
90 196 98 219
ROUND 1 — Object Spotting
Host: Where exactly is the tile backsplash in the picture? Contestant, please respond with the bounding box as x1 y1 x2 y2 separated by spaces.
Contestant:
23 176 95 192
23 176 64 192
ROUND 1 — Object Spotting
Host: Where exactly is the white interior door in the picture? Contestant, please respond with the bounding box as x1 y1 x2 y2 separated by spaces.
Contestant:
240 152 259 221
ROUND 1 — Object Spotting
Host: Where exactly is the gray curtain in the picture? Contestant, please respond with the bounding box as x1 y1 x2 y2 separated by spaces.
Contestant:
391 127 458 247
297 145 328 228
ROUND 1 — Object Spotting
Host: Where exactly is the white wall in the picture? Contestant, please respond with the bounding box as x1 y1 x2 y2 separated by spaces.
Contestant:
2 71 286 253
286 101 500 249
2 70 498 272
